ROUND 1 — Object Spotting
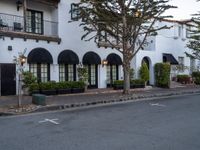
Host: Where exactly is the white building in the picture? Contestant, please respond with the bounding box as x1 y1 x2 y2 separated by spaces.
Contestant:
0 0 197 95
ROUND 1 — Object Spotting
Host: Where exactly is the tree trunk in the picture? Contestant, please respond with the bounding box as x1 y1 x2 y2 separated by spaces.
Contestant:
121 3 131 94
123 53 130 94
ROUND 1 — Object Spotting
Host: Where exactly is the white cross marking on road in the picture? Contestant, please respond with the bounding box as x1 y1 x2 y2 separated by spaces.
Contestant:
150 103 166 107
39 118 59 125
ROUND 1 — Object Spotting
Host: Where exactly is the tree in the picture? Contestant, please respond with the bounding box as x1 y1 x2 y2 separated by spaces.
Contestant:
74 0 174 94
186 15 200 60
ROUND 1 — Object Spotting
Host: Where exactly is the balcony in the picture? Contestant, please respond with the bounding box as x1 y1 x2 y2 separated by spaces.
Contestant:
0 13 61 43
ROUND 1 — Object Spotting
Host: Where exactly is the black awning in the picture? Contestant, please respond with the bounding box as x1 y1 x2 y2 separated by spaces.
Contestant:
163 53 179 65
58 50 79 64
82 51 101 64
106 53 122 65
27 48 53 64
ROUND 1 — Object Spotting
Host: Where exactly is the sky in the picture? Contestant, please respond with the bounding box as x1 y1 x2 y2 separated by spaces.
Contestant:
165 0 200 20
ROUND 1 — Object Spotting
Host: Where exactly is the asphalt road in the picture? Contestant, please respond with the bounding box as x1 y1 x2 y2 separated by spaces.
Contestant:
0 94 200 150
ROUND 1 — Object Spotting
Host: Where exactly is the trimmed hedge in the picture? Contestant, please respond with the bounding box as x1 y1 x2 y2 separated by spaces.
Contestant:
177 74 191 84
113 79 145 90
192 71 200 84
28 81 85 95
155 63 170 88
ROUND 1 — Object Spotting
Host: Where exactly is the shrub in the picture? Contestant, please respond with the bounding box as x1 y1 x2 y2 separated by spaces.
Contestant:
77 66 88 82
139 63 149 82
177 74 191 84
29 83 39 92
70 81 85 89
154 63 170 88
22 71 37 88
131 79 145 85
39 81 57 90
113 80 124 85
57 81 71 89
192 71 200 84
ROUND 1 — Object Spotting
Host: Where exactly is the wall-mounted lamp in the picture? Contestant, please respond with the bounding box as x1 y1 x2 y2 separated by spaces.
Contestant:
102 59 108 67
19 55 26 66
16 0 23 11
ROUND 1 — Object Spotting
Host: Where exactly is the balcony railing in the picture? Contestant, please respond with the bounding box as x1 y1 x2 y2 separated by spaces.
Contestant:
0 13 58 37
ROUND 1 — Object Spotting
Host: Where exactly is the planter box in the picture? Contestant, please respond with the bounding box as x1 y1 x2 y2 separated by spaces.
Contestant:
130 84 136 89
41 89 57 96
57 88 71 95
32 94 46 106
71 88 84 93
135 84 145 88
30 90 40 96
113 85 123 90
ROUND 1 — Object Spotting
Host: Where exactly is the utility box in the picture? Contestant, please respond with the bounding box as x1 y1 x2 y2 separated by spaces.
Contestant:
32 94 46 106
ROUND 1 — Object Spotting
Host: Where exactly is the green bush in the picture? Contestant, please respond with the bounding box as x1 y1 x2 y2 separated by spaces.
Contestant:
192 71 200 84
113 80 124 85
39 81 57 90
22 71 37 88
131 79 145 85
154 63 170 88
177 74 191 84
57 81 71 89
77 66 88 82
29 83 39 92
70 81 85 89
192 71 200 78
139 63 149 82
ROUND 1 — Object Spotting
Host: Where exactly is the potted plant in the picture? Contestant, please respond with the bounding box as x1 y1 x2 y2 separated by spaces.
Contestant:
39 81 57 95
57 81 72 94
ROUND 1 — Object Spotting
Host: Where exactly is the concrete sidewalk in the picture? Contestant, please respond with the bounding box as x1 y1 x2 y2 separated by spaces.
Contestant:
0 84 200 115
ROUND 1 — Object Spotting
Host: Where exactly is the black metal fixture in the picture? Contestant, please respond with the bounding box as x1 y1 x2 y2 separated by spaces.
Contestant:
8 46 12 51
16 0 23 11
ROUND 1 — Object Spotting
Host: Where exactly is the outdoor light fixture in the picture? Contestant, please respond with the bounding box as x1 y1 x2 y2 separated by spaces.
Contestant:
16 0 23 11
102 59 108 67
19 55 26 66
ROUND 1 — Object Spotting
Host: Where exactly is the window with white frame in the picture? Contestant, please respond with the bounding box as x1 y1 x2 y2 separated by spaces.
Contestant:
29 63 50 82
59 64 75 81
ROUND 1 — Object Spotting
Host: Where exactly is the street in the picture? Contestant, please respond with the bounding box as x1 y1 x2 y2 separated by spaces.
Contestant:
0 94 200 150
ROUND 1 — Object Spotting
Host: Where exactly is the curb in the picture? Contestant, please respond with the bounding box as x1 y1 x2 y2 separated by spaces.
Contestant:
1 89 200 116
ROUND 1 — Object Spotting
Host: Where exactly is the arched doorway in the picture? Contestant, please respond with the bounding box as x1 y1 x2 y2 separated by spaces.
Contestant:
142 57 150 69
82 51 101 88
106 53 122 87
141 56 151 85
